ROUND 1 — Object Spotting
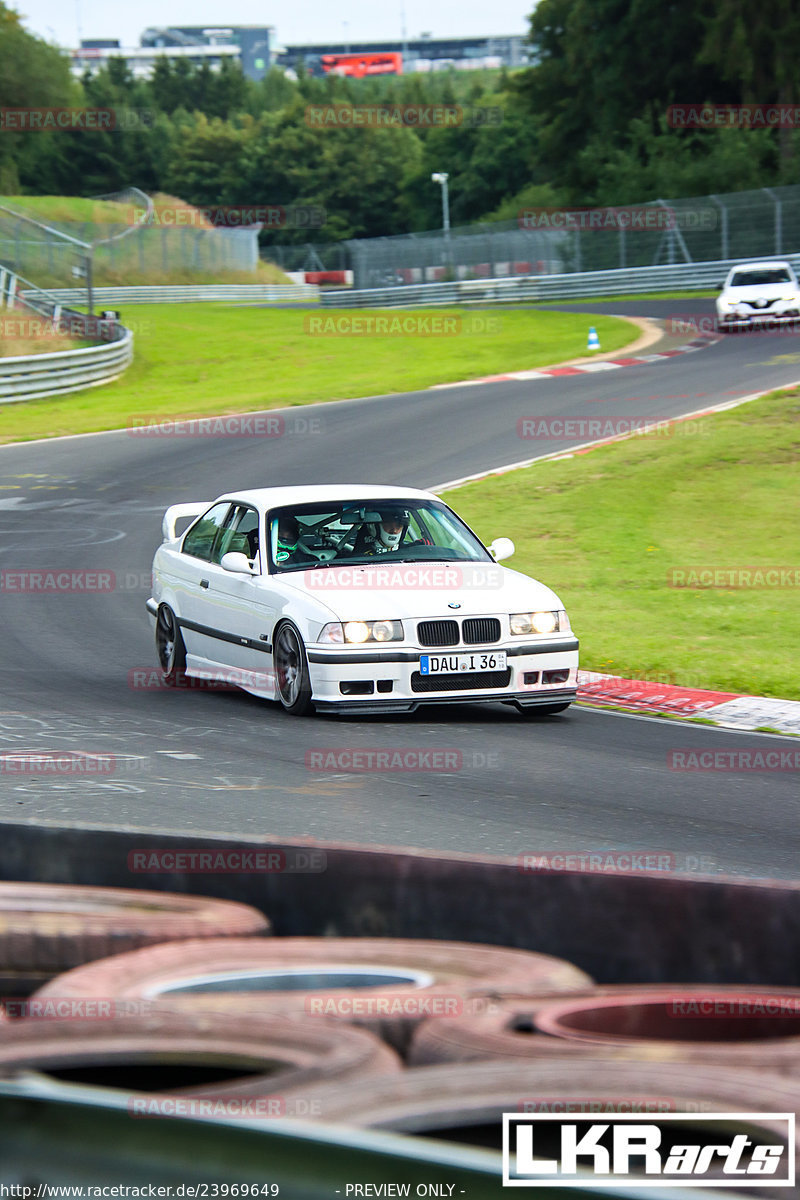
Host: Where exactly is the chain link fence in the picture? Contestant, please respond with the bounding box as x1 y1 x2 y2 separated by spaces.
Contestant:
343 185 800 289
0 188 261 292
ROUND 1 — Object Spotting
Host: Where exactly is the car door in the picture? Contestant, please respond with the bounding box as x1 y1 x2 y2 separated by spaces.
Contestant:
176 501 235 668
195 504 277 688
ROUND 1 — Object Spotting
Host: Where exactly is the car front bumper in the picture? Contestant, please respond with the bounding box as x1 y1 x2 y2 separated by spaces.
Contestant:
306 637 579 713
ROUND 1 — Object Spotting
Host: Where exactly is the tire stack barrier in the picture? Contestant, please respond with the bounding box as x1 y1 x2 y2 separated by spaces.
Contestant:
29 937 594 1054
0 882 270 995
2 875 800 1192
0 1010 401 1098
409 985 800 1072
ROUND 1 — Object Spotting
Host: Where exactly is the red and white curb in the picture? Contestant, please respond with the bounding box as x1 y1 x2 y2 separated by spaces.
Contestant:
430 336 717 389
577 672 800 736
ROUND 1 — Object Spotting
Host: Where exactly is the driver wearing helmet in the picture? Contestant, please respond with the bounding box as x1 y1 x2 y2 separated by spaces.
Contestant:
273 515 316 566
353 508 413 556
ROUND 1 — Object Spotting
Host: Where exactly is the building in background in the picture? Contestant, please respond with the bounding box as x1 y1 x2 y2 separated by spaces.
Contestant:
276 35 527 76
71 26 274 81
70 28 524 82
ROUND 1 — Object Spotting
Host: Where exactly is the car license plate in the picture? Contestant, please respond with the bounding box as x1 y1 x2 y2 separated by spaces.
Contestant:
420 651 507 675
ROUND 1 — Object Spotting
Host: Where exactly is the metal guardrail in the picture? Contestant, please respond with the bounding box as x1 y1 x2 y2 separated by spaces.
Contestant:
37 284 320 304
0 330 133 403
1 268 134 402
320 253 800 308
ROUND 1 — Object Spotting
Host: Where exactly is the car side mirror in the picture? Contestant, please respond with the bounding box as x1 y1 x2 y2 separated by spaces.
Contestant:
220 552 254 574
488 537 515 562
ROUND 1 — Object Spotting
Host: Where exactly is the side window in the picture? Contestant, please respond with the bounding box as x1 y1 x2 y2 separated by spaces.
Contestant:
182 503 231 562
215 505 260 567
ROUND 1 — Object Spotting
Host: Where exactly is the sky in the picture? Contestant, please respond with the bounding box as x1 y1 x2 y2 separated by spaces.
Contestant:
17 0 532 52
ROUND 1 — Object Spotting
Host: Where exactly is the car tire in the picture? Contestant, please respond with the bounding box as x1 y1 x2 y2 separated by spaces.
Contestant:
156 604 187 687
273 622 313 716
32 937 594 1055
530 986 800 1073
0 882 270 991
274 1059 800 1147
0 1010 401 1096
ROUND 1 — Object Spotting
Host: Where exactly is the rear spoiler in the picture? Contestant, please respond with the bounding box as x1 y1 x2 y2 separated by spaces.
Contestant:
162 502 212 543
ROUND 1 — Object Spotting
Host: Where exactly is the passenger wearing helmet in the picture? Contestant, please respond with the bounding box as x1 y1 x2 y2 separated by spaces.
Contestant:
273 516 316 566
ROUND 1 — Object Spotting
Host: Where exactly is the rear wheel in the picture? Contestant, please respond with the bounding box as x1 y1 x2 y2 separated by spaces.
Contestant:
273 623 313 716
156 605 187 686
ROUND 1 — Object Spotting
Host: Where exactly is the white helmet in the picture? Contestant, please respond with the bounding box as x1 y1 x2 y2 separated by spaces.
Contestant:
377 509 407 550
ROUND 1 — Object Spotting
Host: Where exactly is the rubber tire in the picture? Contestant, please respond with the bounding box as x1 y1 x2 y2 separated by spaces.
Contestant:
156 604 187 687
273 622 313 716
409 985 800 1071
275 1058 800 1149
0 882 270 977
0 1010 400 1097
33 937 594 1055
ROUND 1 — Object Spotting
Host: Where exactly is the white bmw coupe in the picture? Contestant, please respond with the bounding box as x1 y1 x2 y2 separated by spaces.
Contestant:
147 485 579 717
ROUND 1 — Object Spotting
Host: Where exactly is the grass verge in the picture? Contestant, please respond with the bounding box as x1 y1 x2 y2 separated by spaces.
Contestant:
444 387 800 700
0 306 635 443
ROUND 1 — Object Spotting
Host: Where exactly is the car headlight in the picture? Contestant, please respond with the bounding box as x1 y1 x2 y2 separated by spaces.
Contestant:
319 620 404 644
510 610 570 635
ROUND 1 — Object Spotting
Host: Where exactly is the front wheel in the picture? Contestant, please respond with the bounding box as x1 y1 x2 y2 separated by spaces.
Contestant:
155 604 187 686
273 623 313 716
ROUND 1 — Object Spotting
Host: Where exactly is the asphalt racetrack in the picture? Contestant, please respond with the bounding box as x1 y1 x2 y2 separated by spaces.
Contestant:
1 297 798 879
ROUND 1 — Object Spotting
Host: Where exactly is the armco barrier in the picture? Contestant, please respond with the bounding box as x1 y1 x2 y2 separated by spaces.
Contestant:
0 330 133 403
320 253 800 308
33 284 320 305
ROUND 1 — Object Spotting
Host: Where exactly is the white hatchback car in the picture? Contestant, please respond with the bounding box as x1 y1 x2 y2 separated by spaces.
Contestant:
147 485 579 717
716 260 800 330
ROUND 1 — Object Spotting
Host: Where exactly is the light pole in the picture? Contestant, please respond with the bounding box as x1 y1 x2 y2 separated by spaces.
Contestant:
431 172 450 276
431 172 450 234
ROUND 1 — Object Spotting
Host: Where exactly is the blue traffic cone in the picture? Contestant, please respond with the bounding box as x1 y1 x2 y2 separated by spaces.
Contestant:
587 326 600 351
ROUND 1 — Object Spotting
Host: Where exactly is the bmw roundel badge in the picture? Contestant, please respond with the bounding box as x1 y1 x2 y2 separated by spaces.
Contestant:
448 602 461 609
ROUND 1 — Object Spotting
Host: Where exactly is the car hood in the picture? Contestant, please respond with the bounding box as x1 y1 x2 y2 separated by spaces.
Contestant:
277 560 565 621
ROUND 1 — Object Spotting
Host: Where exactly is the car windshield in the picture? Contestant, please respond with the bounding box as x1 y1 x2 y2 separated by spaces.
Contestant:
267 498 493 572
730 268 792 286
